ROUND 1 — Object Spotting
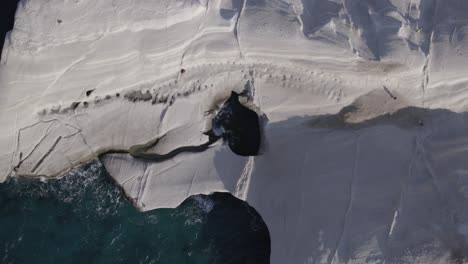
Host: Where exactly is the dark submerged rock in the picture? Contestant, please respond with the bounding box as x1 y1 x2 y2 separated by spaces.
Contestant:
212 91 261 156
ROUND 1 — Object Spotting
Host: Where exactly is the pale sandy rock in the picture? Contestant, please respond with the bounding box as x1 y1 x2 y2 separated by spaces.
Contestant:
2 0 468 263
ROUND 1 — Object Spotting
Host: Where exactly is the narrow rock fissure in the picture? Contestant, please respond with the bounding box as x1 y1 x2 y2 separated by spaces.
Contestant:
100 90 264 161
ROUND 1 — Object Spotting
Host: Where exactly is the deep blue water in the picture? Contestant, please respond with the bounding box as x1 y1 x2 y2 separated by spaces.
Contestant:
0 161 270 264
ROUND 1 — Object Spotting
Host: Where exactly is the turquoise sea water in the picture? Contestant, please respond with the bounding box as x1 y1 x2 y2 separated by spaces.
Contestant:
0 161 270 263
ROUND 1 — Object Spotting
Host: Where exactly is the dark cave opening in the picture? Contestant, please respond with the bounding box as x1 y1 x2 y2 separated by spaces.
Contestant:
0 0 20 60
211 91 263 156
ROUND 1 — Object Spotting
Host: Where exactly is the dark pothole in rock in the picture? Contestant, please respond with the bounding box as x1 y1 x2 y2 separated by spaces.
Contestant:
206 91 266 156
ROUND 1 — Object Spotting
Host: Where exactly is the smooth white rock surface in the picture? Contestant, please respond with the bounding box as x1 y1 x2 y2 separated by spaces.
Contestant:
2 0 468 263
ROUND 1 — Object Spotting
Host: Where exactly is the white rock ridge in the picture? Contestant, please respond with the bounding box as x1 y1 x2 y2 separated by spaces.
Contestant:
2 0 468 263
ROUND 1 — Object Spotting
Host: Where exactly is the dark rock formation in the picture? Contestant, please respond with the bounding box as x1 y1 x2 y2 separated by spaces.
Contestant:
0 0 20 60
212 91 261 156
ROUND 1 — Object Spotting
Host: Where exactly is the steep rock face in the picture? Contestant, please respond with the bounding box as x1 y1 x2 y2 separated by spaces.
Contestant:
2 0 468 263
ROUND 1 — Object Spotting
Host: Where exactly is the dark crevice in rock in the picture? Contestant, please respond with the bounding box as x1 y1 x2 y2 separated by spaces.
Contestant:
85 89 95 97
98 133 220 162
101 91 264 161
0 0 20 60
211 91 262 156
71 101 80 110
124 90 152 102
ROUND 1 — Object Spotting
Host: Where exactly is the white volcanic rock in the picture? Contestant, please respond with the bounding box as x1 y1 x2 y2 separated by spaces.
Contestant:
2 0 468 263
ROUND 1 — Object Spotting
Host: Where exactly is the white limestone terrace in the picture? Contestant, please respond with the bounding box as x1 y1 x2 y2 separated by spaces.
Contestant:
2 0 468 263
